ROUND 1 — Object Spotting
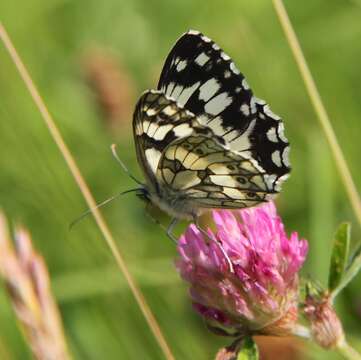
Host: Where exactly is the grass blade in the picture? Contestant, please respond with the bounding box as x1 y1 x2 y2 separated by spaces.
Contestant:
272 0 361 229
0 22 174 360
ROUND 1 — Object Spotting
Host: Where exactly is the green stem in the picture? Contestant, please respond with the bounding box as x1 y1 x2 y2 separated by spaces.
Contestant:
336 339 361 360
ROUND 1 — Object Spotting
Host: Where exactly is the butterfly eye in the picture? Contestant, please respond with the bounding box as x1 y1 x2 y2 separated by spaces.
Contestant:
236 176 247 184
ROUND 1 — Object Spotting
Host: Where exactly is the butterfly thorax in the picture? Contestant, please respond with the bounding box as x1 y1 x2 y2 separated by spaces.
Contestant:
147 186 202 220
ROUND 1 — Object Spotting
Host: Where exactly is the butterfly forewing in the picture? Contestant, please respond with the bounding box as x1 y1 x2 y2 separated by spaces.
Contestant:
133 90 203 188
157 30 290 192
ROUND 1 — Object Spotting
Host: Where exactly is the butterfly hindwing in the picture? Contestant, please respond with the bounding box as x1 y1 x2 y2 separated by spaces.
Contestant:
157 30 290 189
157 132 274 209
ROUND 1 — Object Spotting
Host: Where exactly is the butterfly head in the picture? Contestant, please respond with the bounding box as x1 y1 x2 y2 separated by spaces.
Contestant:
135 187 151 204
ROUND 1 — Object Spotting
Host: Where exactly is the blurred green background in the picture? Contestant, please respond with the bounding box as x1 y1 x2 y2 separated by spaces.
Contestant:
0 0 361 359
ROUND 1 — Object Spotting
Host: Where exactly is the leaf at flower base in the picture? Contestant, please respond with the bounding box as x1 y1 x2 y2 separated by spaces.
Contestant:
328 222 350 292
237 337 259 360
331 237 361 299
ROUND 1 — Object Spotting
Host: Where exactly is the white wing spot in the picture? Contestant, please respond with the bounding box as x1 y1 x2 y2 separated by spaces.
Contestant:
145 148 162 174
188 29 200 35
173 123 193 137
166 82 176 96
235 87 242 93
197 114 210 125
277 123 288 143
220 52 230 61
204 92 232 115
173 170 202 190
195 52 210 66
250 97 257 114
266 127 278 142
242 78 250 90
265 174 277 191
212 43 220 51
230 118 256 151
223 129 240 142
176 60 187 72
224 70 231 78
152 124 174 141
274 174 289 192
271 150 282 167
264 105 281 120
282 146 290 167
255 97 266 106
146 108 157 116
209 175 238 187
199 78 220 102
162 105 177 116
147 122 160 138
201 35 211 43
206 116 224 135
135 122 143 135
240 104 250 116
177 81 201 106
223 188 247 200
171 84 184 99
230 62 240 74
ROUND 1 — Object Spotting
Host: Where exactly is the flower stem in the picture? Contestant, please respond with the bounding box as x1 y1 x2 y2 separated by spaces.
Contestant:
336 339 361 360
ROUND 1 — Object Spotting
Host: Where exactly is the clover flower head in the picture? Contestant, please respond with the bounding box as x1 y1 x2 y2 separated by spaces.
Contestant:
176 202 308 336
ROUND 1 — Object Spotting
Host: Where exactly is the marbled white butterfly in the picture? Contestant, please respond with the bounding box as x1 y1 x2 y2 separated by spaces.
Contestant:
133 30 290 237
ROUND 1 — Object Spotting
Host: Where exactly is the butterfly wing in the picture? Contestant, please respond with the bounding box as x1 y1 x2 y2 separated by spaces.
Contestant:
133 90 204 191
157 130 274 210
158 30 290 191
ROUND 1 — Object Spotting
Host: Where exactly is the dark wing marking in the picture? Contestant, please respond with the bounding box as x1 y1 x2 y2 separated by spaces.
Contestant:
157 30 290 190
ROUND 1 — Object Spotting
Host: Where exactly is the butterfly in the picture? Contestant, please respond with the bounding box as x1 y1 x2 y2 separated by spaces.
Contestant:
132 30 290 238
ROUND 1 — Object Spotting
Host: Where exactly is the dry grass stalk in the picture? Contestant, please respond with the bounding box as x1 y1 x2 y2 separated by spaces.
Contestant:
0 23 175 360
0 213 71 360
272 0 361 228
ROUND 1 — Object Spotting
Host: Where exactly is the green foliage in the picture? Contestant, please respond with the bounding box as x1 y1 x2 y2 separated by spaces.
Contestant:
332 237 361 299
328 222 351 292
237 337 258 360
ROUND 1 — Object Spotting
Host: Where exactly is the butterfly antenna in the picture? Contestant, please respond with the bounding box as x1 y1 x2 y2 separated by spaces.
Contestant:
111 144 142 185
69 188 140 230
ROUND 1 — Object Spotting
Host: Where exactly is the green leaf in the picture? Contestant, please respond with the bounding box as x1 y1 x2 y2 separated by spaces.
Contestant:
237 337 258 360
328 222 351 292
332 240 361 299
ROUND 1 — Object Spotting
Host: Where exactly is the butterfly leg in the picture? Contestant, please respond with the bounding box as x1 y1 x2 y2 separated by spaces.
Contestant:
144 205 178 243
166 217 179 243
193 216 234 273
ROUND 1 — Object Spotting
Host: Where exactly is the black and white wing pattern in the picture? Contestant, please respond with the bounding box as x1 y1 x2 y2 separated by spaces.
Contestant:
133 90 208 191
133 30 291 218
158 30 290 191
133 90 276 211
